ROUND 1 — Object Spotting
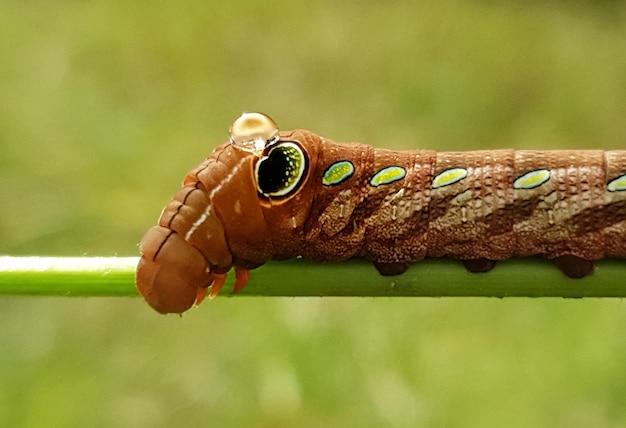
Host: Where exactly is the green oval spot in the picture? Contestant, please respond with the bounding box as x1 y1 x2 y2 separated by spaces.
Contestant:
513 169 550 190
432 168 467 189
608 174 626 192
370 166 406 187
322 161 354 186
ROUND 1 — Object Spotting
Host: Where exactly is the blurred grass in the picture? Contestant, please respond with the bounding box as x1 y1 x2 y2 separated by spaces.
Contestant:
1 0 626 426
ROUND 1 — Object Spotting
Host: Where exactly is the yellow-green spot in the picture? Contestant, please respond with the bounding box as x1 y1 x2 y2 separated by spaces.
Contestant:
370 166 406 187
513 169 550 190
432 168 467 189
322 161 354 186
608 174 626 192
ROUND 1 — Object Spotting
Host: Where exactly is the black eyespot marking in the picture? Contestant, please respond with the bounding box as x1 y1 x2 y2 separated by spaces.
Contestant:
255 142 308 198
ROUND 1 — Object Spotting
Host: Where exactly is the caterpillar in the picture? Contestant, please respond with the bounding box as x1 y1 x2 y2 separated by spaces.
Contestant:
136 112 626 314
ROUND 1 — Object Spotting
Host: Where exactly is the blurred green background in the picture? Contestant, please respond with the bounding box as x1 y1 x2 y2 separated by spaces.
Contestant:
2 1 626 426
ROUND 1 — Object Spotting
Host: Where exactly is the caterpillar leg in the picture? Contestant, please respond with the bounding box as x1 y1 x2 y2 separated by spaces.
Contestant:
461 258 497 273
373 261 410 276
208 273 228 300
193 287 209 308
232 268 251 294
201 269 250 301
552 255 594 279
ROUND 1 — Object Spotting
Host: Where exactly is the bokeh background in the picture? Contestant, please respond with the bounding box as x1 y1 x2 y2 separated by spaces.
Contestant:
2 1 626 426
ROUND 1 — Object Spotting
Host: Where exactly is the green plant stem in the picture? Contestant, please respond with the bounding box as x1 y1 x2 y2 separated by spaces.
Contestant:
1 256 626 298
0 257 138 297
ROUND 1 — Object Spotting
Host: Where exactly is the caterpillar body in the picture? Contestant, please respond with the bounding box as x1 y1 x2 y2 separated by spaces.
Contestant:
136 113 626 314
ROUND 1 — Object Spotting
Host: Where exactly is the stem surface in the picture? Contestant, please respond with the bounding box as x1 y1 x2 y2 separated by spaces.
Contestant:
1 256 625 298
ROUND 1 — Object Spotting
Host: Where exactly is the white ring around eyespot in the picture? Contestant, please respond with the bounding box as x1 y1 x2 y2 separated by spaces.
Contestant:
254 142 308 198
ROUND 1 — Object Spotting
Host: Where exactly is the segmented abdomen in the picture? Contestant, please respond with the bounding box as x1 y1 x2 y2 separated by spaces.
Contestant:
302 144 626 264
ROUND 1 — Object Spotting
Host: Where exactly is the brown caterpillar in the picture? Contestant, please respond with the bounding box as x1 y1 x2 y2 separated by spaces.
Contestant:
136 112 626 314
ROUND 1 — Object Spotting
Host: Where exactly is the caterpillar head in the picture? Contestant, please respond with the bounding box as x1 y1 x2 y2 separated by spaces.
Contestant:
136 113 319 314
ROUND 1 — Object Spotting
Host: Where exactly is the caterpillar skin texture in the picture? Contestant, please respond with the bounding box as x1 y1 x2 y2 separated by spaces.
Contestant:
136 113 626 314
